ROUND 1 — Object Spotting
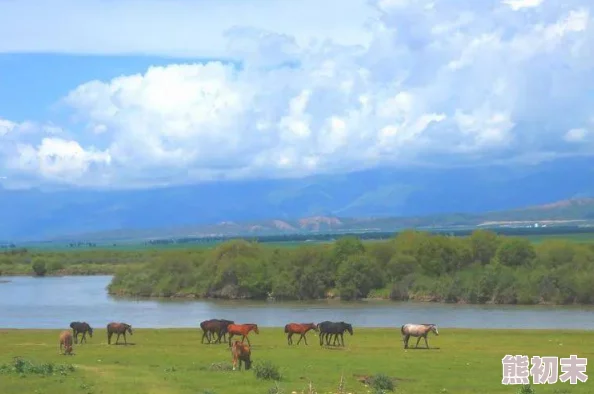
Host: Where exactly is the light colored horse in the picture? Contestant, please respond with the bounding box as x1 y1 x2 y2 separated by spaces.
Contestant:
58 330 74 355
401 323 439 349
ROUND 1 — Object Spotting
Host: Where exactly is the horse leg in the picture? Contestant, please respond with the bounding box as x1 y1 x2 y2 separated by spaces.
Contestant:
228 333 234 347
424 335 429 349
403 334 409 349
82 332 86 344
287 332 292 345
415 336 422 348
296 333 303 345
341 332 345 347
123 332 127 345
107 332 112 345
245 335 251 347
115 333 121 344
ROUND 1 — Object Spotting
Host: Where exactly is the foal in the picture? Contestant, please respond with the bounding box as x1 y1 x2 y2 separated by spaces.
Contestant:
401 323 439 349
231 340 252 371
58 330 74 355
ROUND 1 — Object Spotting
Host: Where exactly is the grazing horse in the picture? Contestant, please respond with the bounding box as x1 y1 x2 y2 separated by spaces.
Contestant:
227 323 259 347
317 321 353 347
401 323 439 349
70 321 93 344
200 319 234 344
107 322 133 345
231 340 252 371
284 322 318 345
58 330 74 355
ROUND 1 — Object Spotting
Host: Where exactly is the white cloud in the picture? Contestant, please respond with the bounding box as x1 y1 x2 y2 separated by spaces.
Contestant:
503 0 544 11
1 0 593 188
564 128 589 142
0 0 376 58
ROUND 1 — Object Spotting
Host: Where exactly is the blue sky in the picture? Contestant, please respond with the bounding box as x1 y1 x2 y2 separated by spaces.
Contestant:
0 0 593 190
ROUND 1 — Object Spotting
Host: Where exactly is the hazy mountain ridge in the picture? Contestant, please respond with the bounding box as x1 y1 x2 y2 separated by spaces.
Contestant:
1 156 593 242
44 197 594 242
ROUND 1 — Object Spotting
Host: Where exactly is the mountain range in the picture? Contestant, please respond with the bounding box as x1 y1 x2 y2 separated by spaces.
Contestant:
1 156 593 242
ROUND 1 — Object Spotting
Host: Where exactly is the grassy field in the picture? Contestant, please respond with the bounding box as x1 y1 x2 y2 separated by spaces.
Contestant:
0 328 591 394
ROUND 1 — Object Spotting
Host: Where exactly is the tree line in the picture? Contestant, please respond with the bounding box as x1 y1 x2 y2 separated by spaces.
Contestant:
107 230 594 305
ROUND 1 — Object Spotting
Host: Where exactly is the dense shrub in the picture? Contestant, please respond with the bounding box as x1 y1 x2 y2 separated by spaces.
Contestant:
106 231 594 304
253 361 282 381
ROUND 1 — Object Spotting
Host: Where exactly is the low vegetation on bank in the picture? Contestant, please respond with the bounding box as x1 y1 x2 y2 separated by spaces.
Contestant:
107 230 594 305
1 328 591 394
0 248 146 276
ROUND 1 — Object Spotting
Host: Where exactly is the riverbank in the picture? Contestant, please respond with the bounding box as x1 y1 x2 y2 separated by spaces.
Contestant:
0 328 591 394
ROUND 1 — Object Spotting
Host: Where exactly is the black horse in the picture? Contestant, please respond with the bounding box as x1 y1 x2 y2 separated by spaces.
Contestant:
69 321 93 344
317 321 353 347
200 319 234 344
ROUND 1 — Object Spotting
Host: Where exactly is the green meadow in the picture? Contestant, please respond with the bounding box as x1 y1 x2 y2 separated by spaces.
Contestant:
0 328 591 394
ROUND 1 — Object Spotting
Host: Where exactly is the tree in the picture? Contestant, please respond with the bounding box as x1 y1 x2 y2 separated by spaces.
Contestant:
496 238 536 267
32 259 47 276
469 230 500 265
336 254 378 300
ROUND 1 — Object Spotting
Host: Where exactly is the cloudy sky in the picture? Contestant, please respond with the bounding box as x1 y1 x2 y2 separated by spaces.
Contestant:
0 0 592 189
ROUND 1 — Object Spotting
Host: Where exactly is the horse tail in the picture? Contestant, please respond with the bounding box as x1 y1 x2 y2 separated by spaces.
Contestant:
284 324 289 333
401 325 406 335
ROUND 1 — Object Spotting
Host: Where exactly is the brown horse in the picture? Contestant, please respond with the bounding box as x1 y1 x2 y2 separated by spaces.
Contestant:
401 323 439 349
284 322 318 345
200 319 234 344
231 340 252 371
227 323 259 347
58 330 74 355
107 322 133 345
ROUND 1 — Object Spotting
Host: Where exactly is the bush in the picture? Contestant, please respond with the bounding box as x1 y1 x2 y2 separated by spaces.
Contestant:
31 259 47 276
516 385 535 394
253 361 282 381
371 374 395 392
0 357 75 376
48 260 65 272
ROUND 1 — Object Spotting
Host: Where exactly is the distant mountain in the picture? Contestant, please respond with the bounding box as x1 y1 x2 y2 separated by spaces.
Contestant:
1 156 593 242
41 197 594 242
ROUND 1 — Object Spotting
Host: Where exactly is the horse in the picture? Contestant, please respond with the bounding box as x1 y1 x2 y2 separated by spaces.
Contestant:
58 330 74 355
200 319 234 344
231 340 252 371
317 321 353 347
401 323 439 349
70 321 93 344
284 322 318 345
107 322 133 345
227 323 259 347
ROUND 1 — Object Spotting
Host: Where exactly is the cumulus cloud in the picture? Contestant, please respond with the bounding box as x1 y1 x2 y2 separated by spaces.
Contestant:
0 0 593 188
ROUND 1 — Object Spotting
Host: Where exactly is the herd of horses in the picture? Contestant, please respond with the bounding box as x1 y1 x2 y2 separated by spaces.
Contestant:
57 319 439 371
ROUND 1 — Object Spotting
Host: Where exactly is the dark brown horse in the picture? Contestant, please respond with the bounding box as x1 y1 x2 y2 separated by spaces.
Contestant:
284 322 318 345
200 319 234 344
70 321 93 344
231 340 252 371
59 330 74 355
227 323 259 347
107 322 133 345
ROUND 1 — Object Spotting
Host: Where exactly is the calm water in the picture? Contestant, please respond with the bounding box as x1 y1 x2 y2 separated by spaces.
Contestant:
1 276 594 329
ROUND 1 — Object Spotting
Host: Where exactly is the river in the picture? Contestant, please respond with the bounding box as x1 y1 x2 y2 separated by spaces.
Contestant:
1 275 593 329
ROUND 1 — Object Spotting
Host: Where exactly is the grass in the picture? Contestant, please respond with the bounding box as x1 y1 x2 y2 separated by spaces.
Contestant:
0 328 592 394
